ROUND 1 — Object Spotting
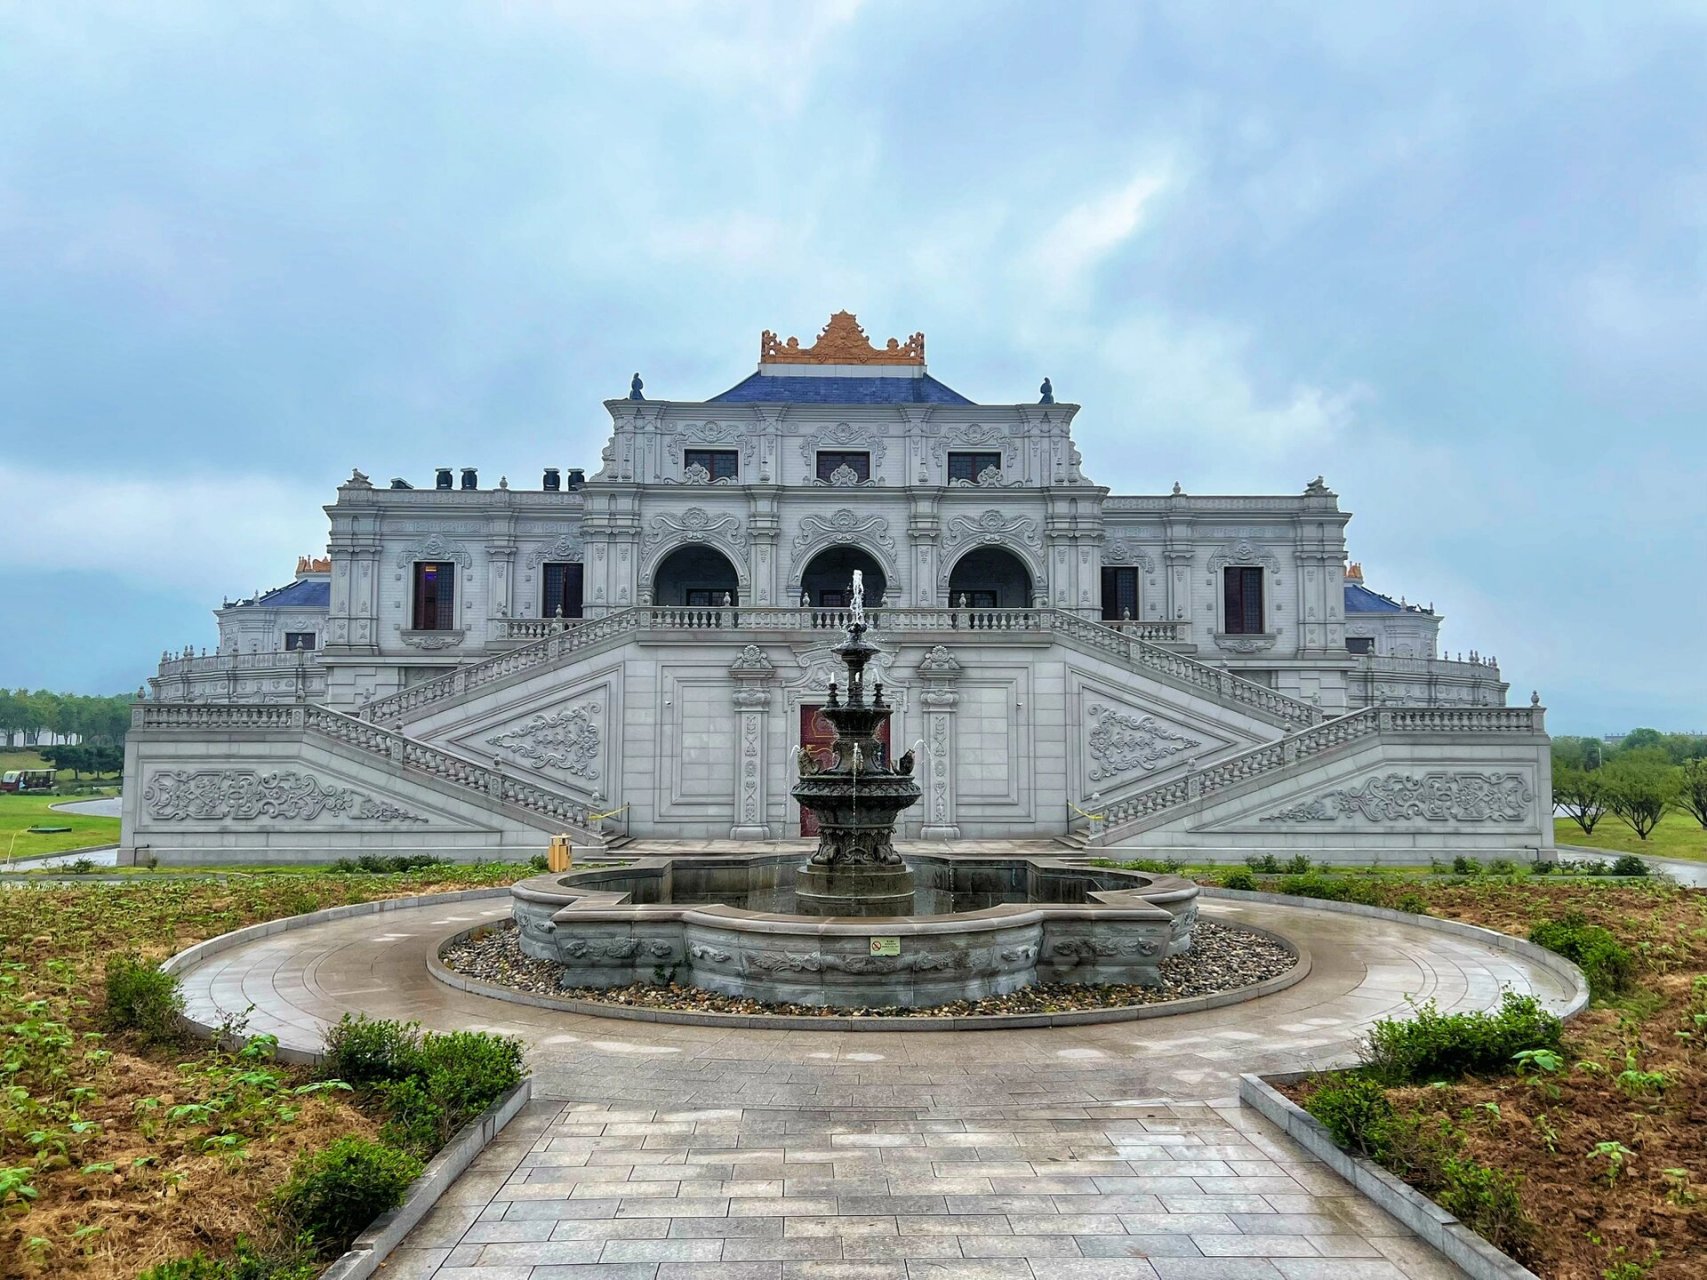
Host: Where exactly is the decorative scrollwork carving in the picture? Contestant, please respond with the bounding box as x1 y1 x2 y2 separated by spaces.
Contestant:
143 769 427 823
394 533 472 569
485 704 601 778
1261 771 1534 824
1086 705 1202 781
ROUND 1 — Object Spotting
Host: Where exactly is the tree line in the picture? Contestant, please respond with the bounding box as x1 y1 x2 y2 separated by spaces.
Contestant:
1552 731 1707 841
0 690 133 782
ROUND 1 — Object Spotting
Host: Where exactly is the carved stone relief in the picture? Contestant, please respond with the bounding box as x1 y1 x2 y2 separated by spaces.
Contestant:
394 533 473 569
1086 704 1202 781
1260 772 1534 824
485 704 602 779
143 770 427 823
524 532 585 569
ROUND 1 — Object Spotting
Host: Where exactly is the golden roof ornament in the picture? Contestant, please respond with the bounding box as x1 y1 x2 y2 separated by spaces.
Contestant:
1346 562 1363 582
296 555 332 575
760 311 925 365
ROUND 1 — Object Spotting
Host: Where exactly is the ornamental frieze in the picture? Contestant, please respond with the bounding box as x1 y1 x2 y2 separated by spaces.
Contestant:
1086 704 1202 781
485 704 601 779
143 769 427 823
1260 771 1533 824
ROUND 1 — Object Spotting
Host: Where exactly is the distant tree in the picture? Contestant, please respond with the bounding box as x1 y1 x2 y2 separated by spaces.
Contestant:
1552 767 1608 836
1619 727 1665 754
1582 738 1604 771
1679 759 1707 831
1551 738 1589 771
0 689 25 748
40 743 89 781
1602 751 1680 841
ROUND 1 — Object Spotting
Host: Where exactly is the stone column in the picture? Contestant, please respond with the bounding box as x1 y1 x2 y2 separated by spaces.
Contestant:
916 644 962 839
729 645 776 839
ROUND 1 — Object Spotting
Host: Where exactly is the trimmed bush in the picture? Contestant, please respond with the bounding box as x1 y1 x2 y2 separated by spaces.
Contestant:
330 854 449 874
103 953 184 1046
380 1029 525 1156
1610 854 1650 878
320 1014 423 1089
1221 869 1258 891
1362 993 1562 1084
1435 1155 1532 1256
1303 1073 1394 1157
275 1136 422 1256
1528 913 1633 999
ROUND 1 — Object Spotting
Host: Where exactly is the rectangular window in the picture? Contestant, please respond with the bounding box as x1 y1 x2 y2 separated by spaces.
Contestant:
684 449 739 481
1346 636 1375 655
817 589 847 608
1222 566 1264 635
963 590 999 609
685 588 733 607
947 451 1002 483
284 632 317 651
1100 567 1139 621
413 562 456 631
540 562 584 620
815 451 871 483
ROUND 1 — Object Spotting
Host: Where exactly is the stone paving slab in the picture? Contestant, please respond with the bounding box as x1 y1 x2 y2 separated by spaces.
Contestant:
169 897 1580 1278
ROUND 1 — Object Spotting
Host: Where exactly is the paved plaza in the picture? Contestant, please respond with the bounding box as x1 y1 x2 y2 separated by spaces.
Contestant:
172 895 1579 1278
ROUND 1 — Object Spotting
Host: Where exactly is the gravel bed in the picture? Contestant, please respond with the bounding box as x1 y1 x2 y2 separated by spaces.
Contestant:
440 919 1295 1018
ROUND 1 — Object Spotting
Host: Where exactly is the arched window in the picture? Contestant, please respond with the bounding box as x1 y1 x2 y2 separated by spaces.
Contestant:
947 547 1033 609
652 545 740 606
799 545 888 608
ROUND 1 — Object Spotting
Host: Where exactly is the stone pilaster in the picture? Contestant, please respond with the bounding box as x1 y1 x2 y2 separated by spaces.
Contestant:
728 644 776 839
916 644 962 838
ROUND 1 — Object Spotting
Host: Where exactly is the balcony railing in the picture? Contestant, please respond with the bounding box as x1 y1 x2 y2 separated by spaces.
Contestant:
490 607 1192 643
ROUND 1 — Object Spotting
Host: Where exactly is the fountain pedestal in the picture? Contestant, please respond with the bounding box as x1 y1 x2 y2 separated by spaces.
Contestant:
792 580 922 918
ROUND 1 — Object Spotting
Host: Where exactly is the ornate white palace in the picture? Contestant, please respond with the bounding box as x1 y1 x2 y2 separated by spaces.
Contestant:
127 314 1549 865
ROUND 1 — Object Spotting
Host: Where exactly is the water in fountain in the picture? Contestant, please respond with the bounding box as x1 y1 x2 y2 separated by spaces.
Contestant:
791 576 922 917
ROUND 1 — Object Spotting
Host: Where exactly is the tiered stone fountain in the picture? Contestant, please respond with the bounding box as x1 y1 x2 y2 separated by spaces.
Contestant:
792 572 921 917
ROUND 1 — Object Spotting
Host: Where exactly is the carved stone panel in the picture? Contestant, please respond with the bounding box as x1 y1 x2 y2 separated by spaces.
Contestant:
1260 771 1533 824
143 770 427 823
1086 705 1202 781
486 705 602 779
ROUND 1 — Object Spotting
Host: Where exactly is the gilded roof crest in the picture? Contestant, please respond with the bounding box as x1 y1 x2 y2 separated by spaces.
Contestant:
760 311 925 365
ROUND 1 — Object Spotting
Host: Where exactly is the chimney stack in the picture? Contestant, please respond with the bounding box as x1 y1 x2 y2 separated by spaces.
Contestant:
542 467 561 491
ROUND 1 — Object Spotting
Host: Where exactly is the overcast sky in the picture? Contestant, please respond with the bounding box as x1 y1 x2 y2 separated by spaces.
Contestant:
2 2 1703 734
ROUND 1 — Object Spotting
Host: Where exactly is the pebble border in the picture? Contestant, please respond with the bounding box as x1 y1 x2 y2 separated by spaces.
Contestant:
427 918 1311 1031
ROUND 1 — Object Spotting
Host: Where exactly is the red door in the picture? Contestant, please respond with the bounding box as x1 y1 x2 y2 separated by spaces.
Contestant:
798 705 889 836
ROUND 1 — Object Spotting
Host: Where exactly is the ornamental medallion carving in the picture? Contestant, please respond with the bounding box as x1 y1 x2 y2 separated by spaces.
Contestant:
661 420 747 463
943 509 1042 550
917 644 962 676
1214 633 1277 654
524 532 586 569
1104 539 1156 572
1207 540 1281 575
1086 704 1202 781
1260 771 1534 824
642 507 747 552
729 644 774 672
791 509 897 557
143 770 427 823
799 422 888 468
485 705 602 779
399 631 464 650
394 533 473 569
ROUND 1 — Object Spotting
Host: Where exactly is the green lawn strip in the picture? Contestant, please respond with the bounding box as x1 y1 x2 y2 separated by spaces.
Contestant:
1553 811 1707 861
0 793 121 859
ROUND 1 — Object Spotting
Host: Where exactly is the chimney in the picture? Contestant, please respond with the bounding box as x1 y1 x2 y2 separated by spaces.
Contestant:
460 467 478 490
435 468 453 490
566 468 585 490
542 467 561 491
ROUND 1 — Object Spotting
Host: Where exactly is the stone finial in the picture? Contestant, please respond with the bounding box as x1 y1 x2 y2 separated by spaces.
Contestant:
1531 690 1541 706
1304 475 1330 496
1171 481 1184 496
628 372 645 400
1039 376 1054 404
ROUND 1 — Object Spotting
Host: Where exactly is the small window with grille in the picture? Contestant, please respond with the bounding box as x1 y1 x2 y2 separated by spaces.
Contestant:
947 451 1002 483
684 449 739 481
815 451 871 483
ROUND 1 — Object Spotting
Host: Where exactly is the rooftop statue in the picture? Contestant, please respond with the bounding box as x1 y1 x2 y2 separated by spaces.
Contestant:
1039 376 1054 404
628 372 645 400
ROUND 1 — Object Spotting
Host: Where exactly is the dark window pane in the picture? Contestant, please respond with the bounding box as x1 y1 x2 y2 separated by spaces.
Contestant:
414 562 456 631
818 589 846 607
1223 566 1264 634
815 451 871 482
284 632 316 651
1100 567 1138 621
966 590 999 609
685 588 728 607
541 562 584 619
684 449 739 480
1346 637 1375 655
947 451 1001 483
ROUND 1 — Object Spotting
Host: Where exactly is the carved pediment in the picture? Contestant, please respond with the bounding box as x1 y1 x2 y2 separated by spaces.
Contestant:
761 312 924 365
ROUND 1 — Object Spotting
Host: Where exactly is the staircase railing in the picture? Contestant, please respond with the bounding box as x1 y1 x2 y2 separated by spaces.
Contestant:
135 703 611 841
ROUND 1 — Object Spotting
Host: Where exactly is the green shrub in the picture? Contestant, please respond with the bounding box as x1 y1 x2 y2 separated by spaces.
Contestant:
1221 869 1258 891
1283 853 1313 874
320 1015 423 1088
1434 1155 1532 1256
1610 854 1650 878
1245 853 1282 874
275 1137 422 1256
138 1240 317 1280
1529 860 1555 876
1276 873 1387 906
1528 913 1634 999
380 1029 524 1156
1303 1073 1395 1157
330 854 449 874
1452 855 1482 876
103 953 184 1045
1395 892 1429 916
1362 993 1562 1084
528 853 550 871
1485 858 1517 877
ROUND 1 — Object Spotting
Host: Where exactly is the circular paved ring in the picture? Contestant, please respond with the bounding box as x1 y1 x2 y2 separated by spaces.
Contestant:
172 892 1578 1106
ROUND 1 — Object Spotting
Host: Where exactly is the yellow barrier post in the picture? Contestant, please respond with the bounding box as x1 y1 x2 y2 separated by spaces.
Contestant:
547 834 572 873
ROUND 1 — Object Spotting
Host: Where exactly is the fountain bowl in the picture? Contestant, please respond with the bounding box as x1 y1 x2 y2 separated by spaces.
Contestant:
510 852 1199 1009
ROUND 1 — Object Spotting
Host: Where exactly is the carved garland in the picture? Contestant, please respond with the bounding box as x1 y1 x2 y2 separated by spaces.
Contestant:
143 769 427 823
485 704 602 779
1261 771 1534 824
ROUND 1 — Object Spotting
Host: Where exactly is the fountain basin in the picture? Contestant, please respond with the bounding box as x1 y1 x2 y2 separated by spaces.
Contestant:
510 853 1199 1008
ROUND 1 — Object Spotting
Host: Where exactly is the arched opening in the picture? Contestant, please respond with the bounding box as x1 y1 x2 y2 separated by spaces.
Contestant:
947 546 1033 609
799 545 888 608
652 544 739 606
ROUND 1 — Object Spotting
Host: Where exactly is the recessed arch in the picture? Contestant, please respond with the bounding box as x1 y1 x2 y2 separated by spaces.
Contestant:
945 545 1034 609
650 544 742 607
797 545 889 608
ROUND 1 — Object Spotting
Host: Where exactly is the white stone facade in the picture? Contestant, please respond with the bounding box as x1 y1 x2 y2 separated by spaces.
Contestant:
129 317 1545 863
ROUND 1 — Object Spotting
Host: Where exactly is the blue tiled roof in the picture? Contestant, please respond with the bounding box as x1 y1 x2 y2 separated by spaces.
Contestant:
236 579 331 609
707 373 973 405
1345 583 1404 614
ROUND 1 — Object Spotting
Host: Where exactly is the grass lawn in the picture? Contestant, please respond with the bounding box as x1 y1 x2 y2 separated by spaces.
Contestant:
1554 810 1707 861
0 792 122 861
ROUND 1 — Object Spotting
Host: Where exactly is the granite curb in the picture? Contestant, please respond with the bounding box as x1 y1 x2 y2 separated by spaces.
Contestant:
426 917 1310 1030
1200 886 1593 1019
319 1078 534 1280
1240 1071 1542 1280
161 887 513 1063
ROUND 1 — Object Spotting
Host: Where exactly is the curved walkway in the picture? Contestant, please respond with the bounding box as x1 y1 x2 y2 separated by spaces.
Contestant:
174 899 1575 1280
